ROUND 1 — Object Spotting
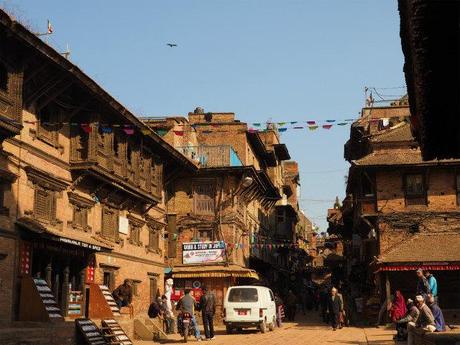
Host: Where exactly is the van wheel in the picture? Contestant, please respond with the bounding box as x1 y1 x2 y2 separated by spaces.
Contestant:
269 317 276 331
260 320 267 333
226 326 233 334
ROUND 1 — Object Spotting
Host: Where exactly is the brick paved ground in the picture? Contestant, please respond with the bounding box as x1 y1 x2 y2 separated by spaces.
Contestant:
134 311 400 345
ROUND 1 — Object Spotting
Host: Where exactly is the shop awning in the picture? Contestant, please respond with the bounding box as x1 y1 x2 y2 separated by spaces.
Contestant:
16 217 113 252
377 264 460 272
172 264 259 280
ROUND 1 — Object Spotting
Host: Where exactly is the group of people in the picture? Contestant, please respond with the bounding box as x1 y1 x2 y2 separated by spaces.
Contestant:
383 269 446 343
112 280 217 341
155 287 217 342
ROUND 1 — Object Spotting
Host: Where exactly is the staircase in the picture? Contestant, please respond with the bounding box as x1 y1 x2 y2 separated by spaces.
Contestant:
99 285 120 317
133 318 168 341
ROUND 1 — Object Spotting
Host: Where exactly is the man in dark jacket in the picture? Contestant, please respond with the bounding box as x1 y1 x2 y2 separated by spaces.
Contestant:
113 279 133 309
416 269 431 299
199 286 216 340
326 287 342 331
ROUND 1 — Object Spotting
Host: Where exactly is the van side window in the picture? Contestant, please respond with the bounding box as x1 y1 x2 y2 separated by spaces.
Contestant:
269 290 275 301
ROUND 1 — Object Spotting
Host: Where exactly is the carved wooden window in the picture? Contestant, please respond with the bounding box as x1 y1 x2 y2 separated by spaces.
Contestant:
34 186 56 222
151 156 162 196
193 179 215 215
37 104 59 146
148 227 160 251
0 63 7 92
101 207 119 240
129 223 142 246
404 173 426 206
197 229 212 241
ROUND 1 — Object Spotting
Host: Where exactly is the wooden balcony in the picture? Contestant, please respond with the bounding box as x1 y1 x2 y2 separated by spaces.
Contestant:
70 129 161 203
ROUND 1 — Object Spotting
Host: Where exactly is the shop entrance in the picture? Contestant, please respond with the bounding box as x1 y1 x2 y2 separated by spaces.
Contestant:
30 240 91 317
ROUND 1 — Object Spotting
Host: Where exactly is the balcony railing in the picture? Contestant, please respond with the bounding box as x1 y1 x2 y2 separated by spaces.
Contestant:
176 145 242 168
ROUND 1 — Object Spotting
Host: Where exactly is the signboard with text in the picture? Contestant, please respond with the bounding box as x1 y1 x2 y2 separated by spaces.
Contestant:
182 241 225 264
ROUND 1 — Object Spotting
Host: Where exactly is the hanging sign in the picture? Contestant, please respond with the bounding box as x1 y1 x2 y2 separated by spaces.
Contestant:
182 241 225 264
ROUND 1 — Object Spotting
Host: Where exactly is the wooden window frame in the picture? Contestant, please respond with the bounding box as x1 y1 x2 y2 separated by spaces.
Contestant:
101 206 120 241
36 104 60 147
68 193 94 232
145 219 163 254
192 179 216 216
33 185 57 223
128 216 145 247
404 172 427 206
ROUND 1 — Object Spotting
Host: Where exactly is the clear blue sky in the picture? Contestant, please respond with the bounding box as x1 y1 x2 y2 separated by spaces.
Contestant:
6 0 405 231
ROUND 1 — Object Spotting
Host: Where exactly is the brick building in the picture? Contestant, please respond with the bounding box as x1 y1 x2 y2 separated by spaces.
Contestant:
0 9 196 326
147 110 313 302
339 100 460 314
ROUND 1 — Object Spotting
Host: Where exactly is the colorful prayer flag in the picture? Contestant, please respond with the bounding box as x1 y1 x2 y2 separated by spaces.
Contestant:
308 125 318 131
81 124 92 133
322 124 333 129
307 121 316 125
278 128 287 132
123 128 134 135
141 129 150 135
173 130 184 136
337 122 348 126
326 120 336 123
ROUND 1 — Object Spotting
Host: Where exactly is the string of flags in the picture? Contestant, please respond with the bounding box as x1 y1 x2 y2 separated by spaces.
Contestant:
23 115 406 137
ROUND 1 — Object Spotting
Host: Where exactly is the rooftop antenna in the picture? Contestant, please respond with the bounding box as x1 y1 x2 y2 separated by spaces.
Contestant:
35 20 53 43
61 43 71 59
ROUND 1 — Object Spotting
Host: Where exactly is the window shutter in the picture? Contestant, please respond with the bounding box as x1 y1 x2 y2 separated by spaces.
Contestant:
34 188 51 220
193 182 215 215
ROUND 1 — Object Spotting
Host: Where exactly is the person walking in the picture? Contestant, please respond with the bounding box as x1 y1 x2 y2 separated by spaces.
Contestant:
425 271 438 302
112 279 133 309
407 295 436 345
199 286 216 341
286 290 297 321
326 287 343 331
162 295 175 334
416 269 431 299
176 289 202 341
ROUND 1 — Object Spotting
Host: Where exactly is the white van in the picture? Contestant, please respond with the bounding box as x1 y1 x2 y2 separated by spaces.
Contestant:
223 285 277 334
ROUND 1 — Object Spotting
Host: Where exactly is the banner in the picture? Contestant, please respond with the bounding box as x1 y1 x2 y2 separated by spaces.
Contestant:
182 241 225 264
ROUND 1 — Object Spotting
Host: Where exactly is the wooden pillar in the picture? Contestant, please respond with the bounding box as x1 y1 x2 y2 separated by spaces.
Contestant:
385 272 391 304
45 262 52 287
61 266 70 316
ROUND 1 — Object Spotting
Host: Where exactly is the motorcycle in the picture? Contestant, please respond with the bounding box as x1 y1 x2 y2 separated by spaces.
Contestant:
178 312 194 343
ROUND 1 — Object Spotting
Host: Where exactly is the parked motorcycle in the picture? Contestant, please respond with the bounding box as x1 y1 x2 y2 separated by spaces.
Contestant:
178 312 194 343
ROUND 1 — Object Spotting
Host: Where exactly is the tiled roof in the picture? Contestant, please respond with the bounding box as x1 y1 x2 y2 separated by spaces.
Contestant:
378 232 460 263
370 123 415 143
353 149 460 167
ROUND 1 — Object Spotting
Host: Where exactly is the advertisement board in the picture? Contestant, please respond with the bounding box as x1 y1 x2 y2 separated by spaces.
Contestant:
182 241 225 264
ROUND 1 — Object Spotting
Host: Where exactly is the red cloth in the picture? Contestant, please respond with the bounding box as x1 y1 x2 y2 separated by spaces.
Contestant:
390 290 407 322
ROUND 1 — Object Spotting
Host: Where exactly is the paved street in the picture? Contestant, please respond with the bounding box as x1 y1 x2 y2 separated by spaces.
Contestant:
134 312 398 345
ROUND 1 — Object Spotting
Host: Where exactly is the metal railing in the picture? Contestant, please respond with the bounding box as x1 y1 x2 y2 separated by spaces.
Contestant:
176 145 242 168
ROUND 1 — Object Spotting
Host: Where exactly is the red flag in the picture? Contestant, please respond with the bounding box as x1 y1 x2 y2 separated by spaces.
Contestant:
173 130 184 136
123 128 134 135
81 124 92 133
322 124 333 129
307 121 316 125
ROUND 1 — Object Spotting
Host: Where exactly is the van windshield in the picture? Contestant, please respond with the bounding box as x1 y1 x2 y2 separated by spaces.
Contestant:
228 288 258 302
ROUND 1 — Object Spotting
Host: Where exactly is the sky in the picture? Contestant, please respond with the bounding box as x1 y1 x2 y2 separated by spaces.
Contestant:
4 0 406 231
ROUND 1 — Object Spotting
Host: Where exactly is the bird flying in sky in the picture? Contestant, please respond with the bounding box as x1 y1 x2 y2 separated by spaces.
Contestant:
166 43 177 47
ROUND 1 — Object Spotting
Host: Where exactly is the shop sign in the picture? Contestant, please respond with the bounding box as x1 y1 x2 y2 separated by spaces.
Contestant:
182 241 225 264
57 237 102 251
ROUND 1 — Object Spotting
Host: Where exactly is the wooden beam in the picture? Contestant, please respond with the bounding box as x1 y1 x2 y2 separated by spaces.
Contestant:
25 74 67 106
24 63 49 85
36 79 74 111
